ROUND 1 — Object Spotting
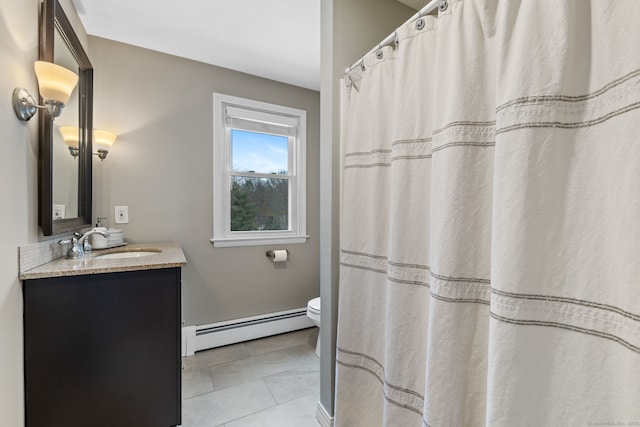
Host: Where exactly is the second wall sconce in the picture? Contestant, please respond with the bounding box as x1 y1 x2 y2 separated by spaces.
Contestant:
13 61 79 121
94 130 117 161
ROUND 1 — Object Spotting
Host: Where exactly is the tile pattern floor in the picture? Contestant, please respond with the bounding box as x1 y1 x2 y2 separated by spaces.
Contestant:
181 327 321 427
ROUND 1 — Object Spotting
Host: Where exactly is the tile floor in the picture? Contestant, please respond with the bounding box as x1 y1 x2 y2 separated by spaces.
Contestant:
181 327 321 427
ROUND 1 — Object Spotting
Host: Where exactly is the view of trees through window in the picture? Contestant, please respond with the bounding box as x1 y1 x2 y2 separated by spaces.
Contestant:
231 175 288 231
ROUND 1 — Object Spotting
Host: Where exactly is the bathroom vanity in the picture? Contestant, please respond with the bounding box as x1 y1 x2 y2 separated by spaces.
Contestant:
20 243 186 427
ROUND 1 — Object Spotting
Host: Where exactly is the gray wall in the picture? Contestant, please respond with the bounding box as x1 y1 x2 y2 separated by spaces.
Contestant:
319 0 415 416
88 36 321 326
0 0 88 424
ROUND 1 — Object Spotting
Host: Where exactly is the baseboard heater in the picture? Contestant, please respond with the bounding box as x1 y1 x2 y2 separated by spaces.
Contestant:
182 307 313 356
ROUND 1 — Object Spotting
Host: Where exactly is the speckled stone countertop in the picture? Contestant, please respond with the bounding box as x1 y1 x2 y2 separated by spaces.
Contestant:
19 242 186 280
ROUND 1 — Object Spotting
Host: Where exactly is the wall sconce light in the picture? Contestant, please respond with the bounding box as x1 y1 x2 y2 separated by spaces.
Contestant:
59 126 80 158
13 61 79 121
94 130 117 161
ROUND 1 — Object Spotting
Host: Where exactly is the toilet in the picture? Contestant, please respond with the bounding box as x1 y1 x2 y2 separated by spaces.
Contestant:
306 297 321 357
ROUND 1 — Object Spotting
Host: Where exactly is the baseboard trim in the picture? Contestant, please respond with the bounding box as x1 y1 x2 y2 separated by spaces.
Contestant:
316 401 334 427
182 307 313 355
181 325 196 357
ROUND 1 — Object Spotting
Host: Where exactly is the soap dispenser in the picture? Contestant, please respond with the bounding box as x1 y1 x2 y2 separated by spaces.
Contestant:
91 217 109 249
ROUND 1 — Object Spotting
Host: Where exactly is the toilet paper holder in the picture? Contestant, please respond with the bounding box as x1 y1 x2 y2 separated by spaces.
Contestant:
266 249 290 259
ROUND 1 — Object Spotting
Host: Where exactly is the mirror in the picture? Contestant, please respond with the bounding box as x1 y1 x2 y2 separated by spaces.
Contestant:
52 31 79 221
40 0 93 235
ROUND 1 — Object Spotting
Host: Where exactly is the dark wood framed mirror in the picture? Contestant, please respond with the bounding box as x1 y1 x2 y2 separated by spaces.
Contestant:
39 0 93 236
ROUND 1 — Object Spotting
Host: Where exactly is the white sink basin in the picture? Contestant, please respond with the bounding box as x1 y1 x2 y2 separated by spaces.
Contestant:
96 250 161 259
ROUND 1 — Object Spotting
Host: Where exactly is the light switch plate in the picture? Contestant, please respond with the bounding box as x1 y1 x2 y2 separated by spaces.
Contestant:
115 206 129 224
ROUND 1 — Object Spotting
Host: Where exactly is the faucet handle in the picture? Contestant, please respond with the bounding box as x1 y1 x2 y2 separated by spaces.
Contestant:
59 235 84 259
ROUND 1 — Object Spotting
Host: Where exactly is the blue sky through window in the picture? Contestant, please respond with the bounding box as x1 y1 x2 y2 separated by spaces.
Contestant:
231 129 288 174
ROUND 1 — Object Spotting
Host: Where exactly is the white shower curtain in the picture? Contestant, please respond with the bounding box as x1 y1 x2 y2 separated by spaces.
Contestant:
336 1 640 426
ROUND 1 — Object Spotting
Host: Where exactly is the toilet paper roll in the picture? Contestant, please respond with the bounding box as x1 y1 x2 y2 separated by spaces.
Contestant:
272 249 288 262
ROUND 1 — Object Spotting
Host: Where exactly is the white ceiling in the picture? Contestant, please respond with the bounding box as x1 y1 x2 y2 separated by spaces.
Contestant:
71 0 322 91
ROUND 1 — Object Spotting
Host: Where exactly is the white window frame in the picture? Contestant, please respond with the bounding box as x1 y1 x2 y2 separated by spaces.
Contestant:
212 93 307 248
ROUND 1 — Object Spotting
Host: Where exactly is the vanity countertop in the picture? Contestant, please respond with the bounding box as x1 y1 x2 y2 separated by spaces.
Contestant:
19 242 186 280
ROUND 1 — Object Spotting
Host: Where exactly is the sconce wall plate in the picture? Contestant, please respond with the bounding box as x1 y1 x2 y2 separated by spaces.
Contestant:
96 149 109 160
13 88 38 121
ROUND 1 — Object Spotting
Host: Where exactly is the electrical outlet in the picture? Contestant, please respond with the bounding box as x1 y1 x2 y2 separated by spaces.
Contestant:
114 206 129 224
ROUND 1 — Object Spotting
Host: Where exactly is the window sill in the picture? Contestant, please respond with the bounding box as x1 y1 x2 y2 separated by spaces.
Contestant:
210 235 309 248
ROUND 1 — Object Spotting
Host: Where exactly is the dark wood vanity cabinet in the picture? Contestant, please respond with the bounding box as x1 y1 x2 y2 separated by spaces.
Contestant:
23 267 181 427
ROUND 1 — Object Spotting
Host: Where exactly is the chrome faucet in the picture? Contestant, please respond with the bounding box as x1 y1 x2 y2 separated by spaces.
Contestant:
59 233 84 259
59 230 110 259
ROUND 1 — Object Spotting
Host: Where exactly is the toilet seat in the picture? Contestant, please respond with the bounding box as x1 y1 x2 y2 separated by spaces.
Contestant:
307 297 320 315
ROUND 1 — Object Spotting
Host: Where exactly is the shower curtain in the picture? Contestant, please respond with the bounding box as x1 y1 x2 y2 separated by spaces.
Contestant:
336 1 640 426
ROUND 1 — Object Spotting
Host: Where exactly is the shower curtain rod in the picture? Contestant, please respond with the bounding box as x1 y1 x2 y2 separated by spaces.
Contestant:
344 0 445 74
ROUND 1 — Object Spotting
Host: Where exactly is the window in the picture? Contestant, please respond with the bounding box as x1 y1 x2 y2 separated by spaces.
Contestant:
212 93 307 247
